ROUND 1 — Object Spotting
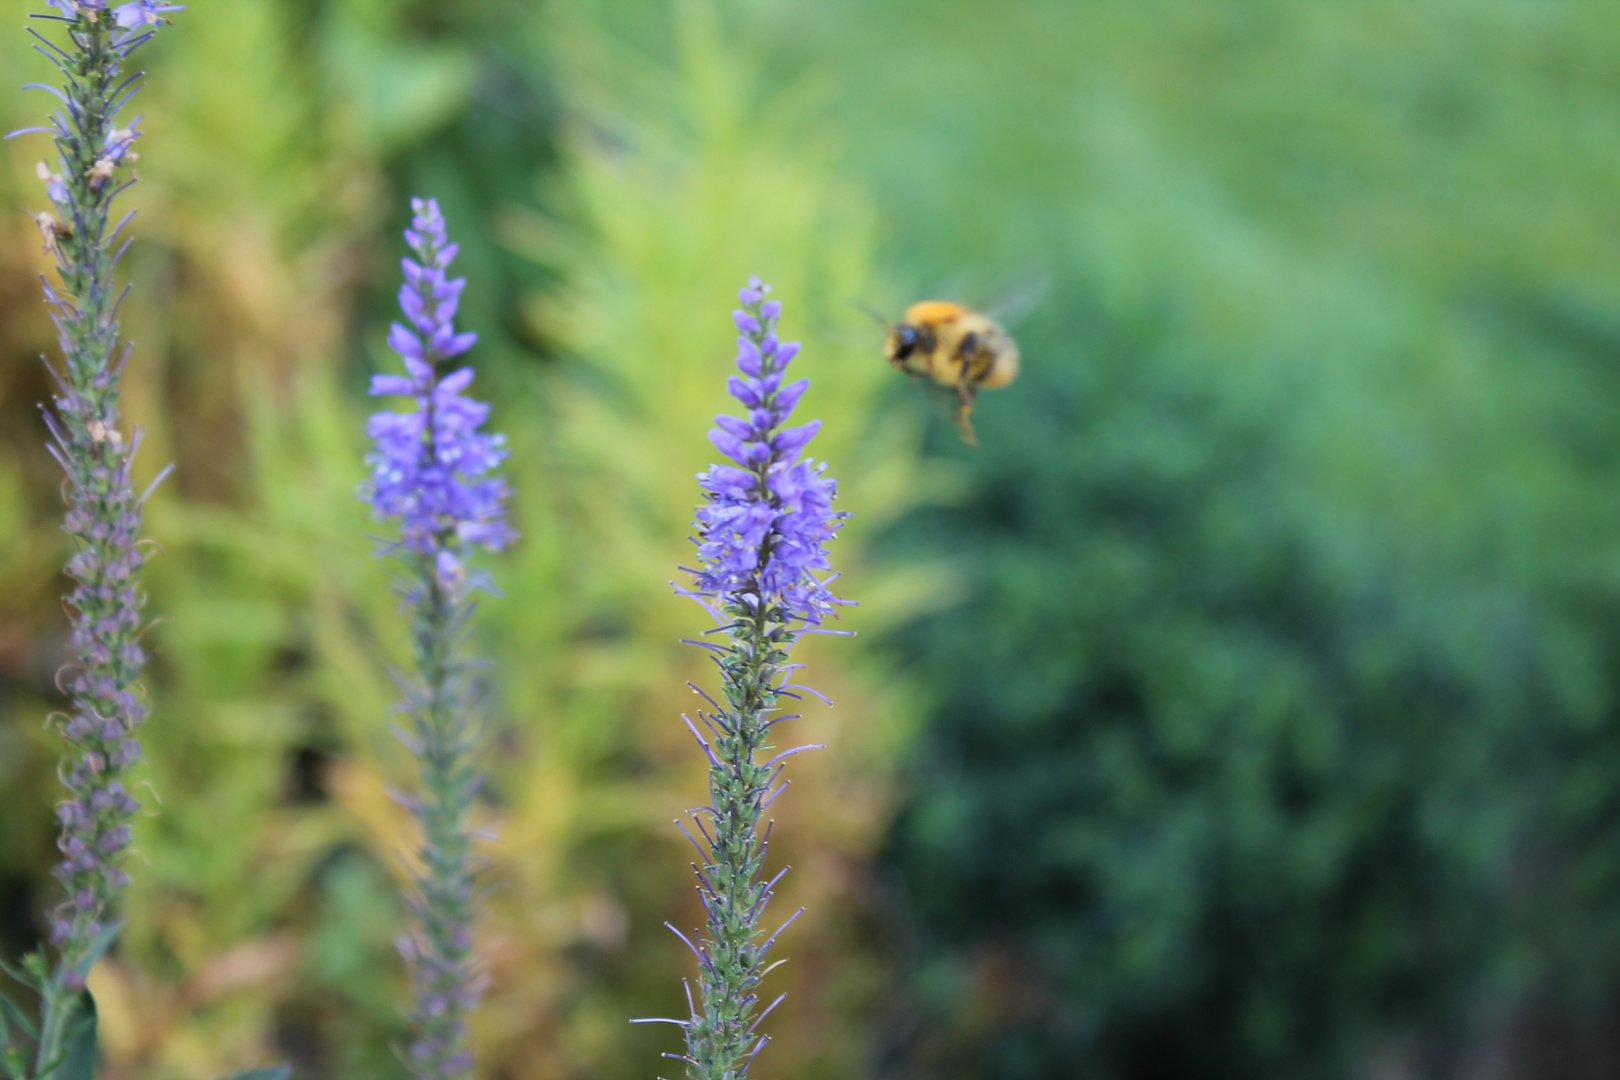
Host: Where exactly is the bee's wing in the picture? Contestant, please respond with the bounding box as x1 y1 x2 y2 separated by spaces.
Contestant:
914 273 1047 329
981 273 1049 330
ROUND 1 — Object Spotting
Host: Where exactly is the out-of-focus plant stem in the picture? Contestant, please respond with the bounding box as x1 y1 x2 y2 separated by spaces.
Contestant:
399 567 481 1080
9 2 176 1075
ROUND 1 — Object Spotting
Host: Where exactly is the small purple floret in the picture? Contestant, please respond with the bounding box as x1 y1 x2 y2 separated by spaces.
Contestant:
112 0 183 29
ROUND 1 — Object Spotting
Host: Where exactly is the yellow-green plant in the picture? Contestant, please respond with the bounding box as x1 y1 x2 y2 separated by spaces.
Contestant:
0 2 932 1079
483 5 934 1076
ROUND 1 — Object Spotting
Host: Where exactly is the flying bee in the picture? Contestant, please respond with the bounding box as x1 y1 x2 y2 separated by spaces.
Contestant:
882 300 1020 446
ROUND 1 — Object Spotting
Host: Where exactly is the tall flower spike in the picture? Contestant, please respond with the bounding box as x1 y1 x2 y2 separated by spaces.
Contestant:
3 1 179 1075
365 198 511 585
640 279 850 1080
361 198 510 1080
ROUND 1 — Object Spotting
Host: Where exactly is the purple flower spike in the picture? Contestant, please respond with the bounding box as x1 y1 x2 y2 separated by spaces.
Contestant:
361 198 504 1080
690 282 846 625
363 197 513 579
15 0 185 1065
659 280 852 1080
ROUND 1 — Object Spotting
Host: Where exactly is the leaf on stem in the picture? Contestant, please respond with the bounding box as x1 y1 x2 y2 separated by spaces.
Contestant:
57 992 96 1080
69 923 123 982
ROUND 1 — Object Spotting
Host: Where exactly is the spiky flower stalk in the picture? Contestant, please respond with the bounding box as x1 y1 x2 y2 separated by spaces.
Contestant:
2 1 178 1076
362 197 512 1080
641 279 849 1080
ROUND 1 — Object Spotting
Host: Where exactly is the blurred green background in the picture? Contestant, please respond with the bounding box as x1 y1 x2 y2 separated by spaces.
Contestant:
4 1 1620 1078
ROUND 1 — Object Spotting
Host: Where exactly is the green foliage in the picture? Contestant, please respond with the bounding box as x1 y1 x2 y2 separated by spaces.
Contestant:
881 305 1509 1077
0 990 38 1080
802 0 1620 1077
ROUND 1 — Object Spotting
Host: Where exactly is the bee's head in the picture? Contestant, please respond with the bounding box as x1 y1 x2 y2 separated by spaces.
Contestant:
886 323 923 367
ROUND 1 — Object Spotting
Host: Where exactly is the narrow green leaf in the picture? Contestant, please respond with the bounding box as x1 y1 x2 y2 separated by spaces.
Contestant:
57 994 96 1080
20 955 47 985
70 923 122 980
1 1044 32 1080
0 957 39 993
0 994 36 1040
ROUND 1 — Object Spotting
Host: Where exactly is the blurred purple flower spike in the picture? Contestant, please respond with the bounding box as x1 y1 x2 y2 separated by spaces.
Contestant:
8 0 181 1068
363 197 512 589
360 198 507 1080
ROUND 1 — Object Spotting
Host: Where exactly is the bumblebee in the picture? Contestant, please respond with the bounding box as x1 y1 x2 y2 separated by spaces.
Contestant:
883 300 1020 446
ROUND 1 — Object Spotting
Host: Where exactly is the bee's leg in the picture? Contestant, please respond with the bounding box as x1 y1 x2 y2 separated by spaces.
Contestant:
954 384 980 447
952 334 982 445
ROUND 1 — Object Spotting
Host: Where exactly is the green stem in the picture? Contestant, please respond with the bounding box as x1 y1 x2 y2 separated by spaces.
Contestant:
686 599 789 1080
404 566 478 1080
32 988 71 1080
